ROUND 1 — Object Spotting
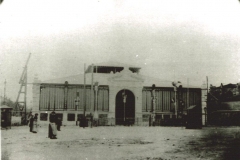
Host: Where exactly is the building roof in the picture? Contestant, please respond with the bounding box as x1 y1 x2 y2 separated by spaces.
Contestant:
223 83 237 88
0 105 13 109
41 72 199 88
85 61 141 73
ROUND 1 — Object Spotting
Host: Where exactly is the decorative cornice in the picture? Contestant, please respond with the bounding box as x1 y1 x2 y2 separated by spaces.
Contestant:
108 67 144 82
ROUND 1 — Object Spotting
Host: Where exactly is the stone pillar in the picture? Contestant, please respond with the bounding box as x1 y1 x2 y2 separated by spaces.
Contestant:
201 81 207 126
135 88 142 119
108 86 116 125
62 111 68 126
94 82 99 119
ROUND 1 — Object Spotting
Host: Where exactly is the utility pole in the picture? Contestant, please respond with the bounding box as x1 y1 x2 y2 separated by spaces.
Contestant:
83 63 86 117
206 76 208 125
187 78 189 109
82 63 86 128
90 64 94 114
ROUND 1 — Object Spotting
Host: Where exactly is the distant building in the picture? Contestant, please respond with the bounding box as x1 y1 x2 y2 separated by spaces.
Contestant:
32 62 202 126
207 83 240 126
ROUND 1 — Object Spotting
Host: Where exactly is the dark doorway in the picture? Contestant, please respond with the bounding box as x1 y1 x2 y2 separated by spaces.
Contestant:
115 89 135 125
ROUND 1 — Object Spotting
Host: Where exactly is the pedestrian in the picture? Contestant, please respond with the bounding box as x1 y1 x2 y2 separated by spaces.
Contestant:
32 113 38 133
90 113 93 128
149 114 151 127
28 113 34 132
79 115 86 128
56 115 62 131
49 111 57 139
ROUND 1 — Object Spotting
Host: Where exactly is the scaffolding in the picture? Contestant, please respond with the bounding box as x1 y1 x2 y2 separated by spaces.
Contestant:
15 53 31 124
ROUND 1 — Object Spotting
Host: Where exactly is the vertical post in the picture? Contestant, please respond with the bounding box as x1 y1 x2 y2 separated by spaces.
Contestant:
95 83 98 111
174 87 177 118
152 84 156 126
95 82 98 112
84 64 86 117
124 101 126 122
24 67 27 125
94 82 99 124
206 76 208 125
4 79 6 104
90 64 94 113
54 85 56 111
187 78 189 109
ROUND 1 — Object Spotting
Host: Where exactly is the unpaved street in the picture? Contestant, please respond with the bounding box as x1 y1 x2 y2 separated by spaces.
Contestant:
1 125 240 160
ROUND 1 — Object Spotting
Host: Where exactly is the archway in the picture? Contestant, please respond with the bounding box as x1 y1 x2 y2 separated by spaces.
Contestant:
115 89 135 125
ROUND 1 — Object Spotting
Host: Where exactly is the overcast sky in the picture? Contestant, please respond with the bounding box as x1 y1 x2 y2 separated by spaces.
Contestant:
1 0 240 102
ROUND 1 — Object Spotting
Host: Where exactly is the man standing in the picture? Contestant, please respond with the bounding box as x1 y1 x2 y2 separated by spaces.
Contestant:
49 111 57 139
28 113 34 132
56 115 62 131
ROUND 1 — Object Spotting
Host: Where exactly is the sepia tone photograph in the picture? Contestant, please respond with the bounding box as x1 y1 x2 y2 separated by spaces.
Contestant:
1 0 240 159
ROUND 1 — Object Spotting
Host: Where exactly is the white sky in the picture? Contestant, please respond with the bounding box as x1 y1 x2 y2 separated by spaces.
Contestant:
1 0 240 103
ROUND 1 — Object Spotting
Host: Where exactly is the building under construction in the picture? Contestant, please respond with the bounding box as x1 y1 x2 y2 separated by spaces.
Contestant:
31 62 202 126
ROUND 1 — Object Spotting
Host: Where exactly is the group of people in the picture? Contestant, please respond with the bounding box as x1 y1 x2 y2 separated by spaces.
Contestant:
28 111 62 139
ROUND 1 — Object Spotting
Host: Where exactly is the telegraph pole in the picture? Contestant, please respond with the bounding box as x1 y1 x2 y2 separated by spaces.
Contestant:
83 63 86 117
90 64 94 114
82 63 86 128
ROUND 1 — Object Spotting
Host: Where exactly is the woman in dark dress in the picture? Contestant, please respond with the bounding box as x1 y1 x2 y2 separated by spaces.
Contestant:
49 111 57 139
29 113 34 132
32 113 38 133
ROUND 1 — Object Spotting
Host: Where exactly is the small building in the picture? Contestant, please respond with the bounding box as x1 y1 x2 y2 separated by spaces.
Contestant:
31 62 202 126
1 105 13 129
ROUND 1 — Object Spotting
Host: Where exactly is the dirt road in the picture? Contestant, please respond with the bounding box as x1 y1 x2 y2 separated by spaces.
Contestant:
1 125 240 160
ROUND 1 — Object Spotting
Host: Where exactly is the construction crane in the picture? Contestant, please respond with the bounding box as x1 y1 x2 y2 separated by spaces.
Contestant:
15 53 31 125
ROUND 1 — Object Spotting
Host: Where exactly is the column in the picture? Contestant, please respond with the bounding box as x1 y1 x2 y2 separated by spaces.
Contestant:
32 75 41 113
107 86 116 125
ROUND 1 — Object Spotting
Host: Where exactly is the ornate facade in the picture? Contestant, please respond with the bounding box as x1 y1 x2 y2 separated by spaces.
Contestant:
32 63 201 126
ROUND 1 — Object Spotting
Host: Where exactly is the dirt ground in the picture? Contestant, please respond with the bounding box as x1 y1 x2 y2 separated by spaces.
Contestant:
1 125 240 160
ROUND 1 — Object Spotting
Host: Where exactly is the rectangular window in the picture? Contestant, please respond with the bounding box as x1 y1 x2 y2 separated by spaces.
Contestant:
67 113 75 121
40 113 48 121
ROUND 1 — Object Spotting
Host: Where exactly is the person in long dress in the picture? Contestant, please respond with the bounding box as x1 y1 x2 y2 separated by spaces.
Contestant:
56 115 62 131
28 113 34 132
49 111 57 139
32 113 38 133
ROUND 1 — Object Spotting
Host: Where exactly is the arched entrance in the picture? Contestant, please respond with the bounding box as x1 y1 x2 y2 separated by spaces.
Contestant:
115 89 135 125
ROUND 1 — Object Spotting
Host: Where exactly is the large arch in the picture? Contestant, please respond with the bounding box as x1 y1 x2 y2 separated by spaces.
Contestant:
115 89 135 125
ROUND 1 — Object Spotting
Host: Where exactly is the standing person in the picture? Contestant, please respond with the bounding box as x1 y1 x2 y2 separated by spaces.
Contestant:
56 115 62 131
28 113 34 132
79 115 86 128
49 111 57 139
32 113 38 133
90 113 93 128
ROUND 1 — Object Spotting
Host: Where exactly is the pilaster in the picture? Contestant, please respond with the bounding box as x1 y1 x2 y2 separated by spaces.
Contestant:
32 75 41 113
